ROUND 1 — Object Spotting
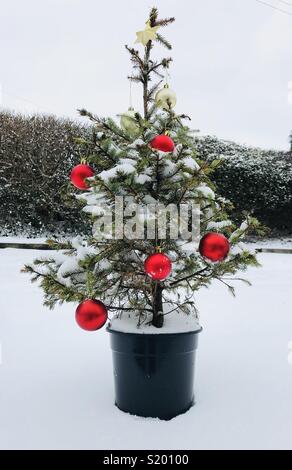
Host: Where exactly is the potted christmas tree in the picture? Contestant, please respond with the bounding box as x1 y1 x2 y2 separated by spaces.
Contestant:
24 8 259 420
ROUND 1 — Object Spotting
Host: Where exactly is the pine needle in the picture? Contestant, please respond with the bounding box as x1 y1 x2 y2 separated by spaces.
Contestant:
155 33 172 50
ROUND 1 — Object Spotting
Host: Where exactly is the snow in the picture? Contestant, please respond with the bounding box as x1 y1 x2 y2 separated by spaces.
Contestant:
1 246 292 449
196 184 215 199
161 159 178 177
207 220 233 230
71 237 97 259
76 191 107 205
110 309 201 334
99 159 136 182
134 174 152 184
82 204 106 216
229 220 249 242
182 156 200 170
128 138 146 148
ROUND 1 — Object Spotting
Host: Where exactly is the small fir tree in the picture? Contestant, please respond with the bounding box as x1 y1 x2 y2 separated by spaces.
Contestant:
24 8 260 329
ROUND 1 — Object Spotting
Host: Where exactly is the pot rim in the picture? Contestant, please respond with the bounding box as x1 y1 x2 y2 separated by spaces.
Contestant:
106 324 203 337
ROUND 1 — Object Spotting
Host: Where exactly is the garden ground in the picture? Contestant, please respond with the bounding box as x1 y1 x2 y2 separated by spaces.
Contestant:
0 245 292 450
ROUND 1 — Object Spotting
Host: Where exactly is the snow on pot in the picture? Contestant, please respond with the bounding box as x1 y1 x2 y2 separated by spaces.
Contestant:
107 312 202 420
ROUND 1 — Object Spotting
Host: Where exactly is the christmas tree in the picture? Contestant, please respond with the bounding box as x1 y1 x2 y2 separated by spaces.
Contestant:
24 8 260 330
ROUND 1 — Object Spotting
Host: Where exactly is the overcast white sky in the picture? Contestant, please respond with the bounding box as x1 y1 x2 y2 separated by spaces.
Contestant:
1 0 292 150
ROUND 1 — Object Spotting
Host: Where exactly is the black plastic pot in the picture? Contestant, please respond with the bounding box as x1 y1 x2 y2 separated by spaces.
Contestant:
107 327 202 420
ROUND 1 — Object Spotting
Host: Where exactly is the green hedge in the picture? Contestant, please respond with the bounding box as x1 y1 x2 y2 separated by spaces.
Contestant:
1 112 291 236
195 136 292 233
0 111 89 236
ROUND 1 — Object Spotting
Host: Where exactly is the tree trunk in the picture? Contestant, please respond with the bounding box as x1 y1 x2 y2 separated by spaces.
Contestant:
143 42 151 119
152 283 164 328
143 38 163 328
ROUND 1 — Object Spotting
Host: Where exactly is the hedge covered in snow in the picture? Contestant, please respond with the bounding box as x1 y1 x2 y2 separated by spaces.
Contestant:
0 111 89 236
195 136 292 233
0 111 291 236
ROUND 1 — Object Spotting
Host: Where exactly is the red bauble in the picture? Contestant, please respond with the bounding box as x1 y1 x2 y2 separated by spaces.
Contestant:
150 135 175 153
199 232 230 262
70 164 94 190
75 299 108 331
144 253 172 281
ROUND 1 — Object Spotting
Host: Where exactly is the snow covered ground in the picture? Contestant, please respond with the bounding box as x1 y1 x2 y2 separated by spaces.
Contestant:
0 247 292 450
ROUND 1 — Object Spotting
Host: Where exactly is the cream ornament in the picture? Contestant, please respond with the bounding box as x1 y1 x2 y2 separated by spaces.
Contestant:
155 84 177 110
120 108 140 135
135 20 160 46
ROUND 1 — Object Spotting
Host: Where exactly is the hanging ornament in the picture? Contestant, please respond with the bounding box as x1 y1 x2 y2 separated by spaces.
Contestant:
155 84 177 110
70 164 94 190
199 233 230 262
75 299 108 331
120 108 140 135
150 134 175 153
135 20 160 46
144 253 172 281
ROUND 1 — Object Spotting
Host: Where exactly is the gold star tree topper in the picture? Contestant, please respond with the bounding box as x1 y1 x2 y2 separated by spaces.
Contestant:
135 20 160 46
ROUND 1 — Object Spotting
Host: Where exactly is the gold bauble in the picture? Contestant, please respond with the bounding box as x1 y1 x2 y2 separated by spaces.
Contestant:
155 85 177 110
120 108 139 135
